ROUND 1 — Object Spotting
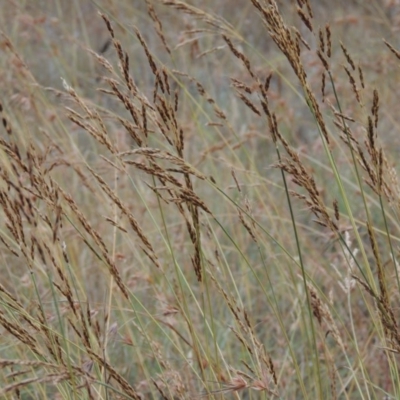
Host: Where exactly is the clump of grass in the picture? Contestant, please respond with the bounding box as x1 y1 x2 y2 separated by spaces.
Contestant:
1 0 400 398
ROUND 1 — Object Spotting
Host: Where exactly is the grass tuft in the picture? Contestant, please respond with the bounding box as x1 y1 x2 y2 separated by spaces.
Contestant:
1 1 400 398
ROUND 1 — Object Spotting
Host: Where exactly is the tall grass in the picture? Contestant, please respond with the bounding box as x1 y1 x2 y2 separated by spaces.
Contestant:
1 0 400 398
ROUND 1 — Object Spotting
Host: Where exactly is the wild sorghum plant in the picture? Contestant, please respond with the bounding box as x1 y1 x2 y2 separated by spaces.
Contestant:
1 0 400 398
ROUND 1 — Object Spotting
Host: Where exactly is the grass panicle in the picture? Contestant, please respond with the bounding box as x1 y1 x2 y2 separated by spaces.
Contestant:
1 1 400 399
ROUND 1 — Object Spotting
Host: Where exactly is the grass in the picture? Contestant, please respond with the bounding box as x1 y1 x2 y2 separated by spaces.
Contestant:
1 0 400 398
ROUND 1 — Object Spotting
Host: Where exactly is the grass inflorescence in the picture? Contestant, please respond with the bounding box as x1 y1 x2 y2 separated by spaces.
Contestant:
1 0 400 398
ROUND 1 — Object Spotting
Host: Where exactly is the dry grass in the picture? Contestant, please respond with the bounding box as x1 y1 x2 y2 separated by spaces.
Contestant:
1 0 400 398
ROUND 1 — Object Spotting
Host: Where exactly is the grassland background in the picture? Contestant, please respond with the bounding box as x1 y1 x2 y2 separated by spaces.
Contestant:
1 0 400 399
